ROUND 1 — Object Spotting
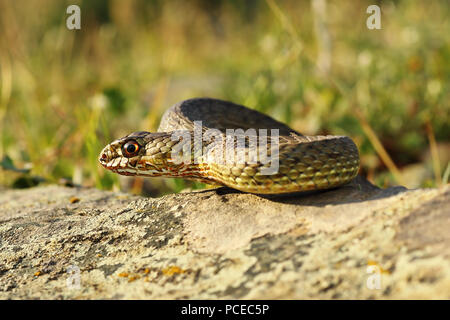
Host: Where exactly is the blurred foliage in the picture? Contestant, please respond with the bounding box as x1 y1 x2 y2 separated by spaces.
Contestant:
0 0 448 196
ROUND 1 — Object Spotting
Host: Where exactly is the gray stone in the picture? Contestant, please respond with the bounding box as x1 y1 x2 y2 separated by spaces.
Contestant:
0 176 449 299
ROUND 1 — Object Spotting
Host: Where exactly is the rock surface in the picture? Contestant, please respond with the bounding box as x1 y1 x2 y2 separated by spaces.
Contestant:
0 176 449 299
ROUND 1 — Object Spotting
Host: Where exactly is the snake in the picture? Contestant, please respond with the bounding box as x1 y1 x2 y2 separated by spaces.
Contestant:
99 98 360 194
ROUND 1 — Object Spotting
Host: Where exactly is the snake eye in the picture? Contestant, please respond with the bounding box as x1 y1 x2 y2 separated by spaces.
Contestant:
122 140 140 158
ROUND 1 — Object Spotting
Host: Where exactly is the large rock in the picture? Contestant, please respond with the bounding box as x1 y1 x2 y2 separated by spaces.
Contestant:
0 177 449 299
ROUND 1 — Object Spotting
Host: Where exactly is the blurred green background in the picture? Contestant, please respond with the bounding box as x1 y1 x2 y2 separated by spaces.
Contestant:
0 0 449 196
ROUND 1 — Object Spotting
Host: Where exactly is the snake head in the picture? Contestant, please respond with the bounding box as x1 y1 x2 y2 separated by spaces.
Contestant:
99 131 184 177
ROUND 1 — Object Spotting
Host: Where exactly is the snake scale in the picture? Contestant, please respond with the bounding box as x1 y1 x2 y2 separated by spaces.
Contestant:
99 98 360 194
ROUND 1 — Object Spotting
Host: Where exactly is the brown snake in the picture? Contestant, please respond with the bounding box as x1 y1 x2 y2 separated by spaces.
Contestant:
99 98 360 194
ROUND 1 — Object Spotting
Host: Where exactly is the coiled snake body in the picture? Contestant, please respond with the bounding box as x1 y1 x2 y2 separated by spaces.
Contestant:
99 98 359 194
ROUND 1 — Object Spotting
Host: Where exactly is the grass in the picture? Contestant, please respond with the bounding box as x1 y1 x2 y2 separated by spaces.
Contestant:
0 0 449 196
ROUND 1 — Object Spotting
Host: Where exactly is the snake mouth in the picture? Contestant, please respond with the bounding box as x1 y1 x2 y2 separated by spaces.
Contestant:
99 158 138 176
112 168 138 176
99 155 124 171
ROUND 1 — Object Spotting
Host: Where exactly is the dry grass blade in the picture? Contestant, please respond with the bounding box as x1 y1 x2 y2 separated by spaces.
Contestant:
265 0 302 52
355 108 406 186
425 120 442 187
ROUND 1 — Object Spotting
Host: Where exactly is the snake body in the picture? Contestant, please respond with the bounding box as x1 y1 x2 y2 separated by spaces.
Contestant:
99 98 360 194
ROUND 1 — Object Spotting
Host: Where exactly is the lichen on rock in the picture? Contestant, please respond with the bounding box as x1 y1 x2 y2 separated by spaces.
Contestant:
0 176 449 299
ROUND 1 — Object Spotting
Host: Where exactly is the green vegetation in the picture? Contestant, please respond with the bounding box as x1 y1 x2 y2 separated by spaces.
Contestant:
0 0 449 196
